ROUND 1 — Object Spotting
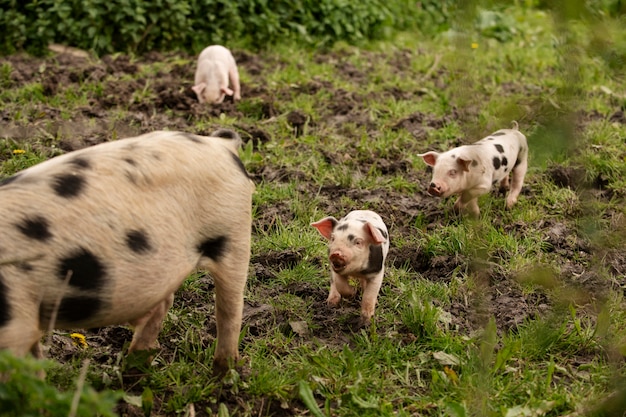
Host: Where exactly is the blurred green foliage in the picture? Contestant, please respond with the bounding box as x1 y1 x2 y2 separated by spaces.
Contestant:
1 0 625 56
0 350 120 417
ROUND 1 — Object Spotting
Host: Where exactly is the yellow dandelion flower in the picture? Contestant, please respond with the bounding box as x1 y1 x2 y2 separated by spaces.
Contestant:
471 42 479 49
12 149 26 155
70 332 88 348
443 366 459 384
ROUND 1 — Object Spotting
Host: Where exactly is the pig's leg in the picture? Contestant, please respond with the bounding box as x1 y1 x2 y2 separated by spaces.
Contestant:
208 249 249 375
506 158 528 209
229 66 241 100
358 273 383 326
0 288 42 358
128 293 175 353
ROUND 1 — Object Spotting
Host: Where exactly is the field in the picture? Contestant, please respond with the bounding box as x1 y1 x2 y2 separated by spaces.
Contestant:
1 4 626 417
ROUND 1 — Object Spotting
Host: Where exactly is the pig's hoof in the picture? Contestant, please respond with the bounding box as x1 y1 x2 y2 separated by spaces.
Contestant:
212 357 240 379
327 295 341 307
357 316 372 329
505 199 517 209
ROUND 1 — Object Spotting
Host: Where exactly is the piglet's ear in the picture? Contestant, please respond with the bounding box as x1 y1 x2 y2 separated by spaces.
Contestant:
364 222 387 244
418 151 439 167
457 157 473 172
311 217 338 240
192 83 206 95
221 86 234 96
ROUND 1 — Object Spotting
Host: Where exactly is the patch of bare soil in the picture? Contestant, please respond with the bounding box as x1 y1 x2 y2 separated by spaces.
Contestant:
2 49 625 416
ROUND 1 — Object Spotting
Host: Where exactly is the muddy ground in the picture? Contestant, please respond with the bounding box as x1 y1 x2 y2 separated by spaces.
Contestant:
1 49 625 416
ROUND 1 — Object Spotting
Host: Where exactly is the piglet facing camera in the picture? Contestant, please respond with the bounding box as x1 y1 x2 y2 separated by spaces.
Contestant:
0 129 254 376
311 210 390 327
418 122 528 218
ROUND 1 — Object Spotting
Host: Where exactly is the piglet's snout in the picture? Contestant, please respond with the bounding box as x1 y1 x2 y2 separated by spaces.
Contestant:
329 252 347 272
428 182 445 196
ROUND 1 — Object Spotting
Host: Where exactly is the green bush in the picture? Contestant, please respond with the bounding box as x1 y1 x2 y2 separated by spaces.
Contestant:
0 0 426 56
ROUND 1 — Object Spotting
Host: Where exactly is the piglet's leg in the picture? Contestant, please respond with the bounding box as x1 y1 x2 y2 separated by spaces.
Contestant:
454 195 480 218
229 66 241 100
328 273 355 306
359 273 383 326
499 175 510 194
506 158 528 209
128 293 174 353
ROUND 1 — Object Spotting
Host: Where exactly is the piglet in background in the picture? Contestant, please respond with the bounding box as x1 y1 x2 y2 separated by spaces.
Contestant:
311 210 390 327
193 45 241 104
418 122 528 218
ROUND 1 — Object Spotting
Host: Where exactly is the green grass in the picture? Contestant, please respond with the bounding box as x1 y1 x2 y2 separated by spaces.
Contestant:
1 2 626 416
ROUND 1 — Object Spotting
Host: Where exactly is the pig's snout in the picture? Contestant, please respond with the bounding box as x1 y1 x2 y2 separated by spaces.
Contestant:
329 252 347 272
427 181 447 197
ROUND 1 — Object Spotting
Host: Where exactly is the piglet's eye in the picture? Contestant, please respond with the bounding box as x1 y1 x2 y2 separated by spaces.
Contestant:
448 169 457 177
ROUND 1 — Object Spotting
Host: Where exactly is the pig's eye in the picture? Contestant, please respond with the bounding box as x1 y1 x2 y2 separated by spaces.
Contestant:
354 238 364 246
448 169 457 177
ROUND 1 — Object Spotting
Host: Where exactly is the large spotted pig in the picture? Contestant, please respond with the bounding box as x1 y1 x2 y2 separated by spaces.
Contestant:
311 210 389 327
0 129 253 375
192 45 241 104
418 122 528 218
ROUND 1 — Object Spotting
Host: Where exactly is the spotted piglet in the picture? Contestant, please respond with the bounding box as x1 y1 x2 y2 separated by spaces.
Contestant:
311 210 390 327
418 122 528 218
0 129 254 375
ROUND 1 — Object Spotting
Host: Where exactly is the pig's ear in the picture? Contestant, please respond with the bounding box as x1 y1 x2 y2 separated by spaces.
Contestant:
418 152 439 167
311 217 338 239
364 222 387 244
192 83 206 95
221 86 234 96
457 157 473 172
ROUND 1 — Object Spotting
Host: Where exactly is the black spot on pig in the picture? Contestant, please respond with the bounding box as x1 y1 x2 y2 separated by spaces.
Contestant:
69 157 91 169
211 129 240 140
0 174 21 187
471 160 478 167
502 157 508 166
378 228 388 240
56 295 102 323
58 248 106 291
230 153 251 179
492 131 506 136
52 173 86 198
198 236 227 260
486 137 495 140
347 234 355 242
126 229 152 253
361 245 384 275
493 157 501 170
337 223 349 231
0 273 10 326
514 158 522 168
16 216 53 241
19 262 33 272
494 144 505 153
179 133 203 144
123 157 137 166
